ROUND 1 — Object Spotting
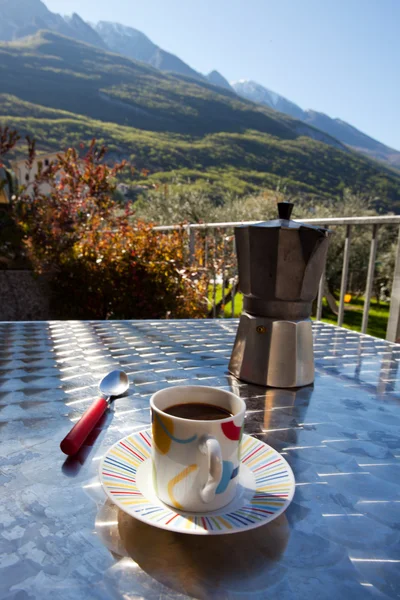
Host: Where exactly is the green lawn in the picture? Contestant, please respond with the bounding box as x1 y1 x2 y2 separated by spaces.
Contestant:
209 286 390 339
319 296 390 339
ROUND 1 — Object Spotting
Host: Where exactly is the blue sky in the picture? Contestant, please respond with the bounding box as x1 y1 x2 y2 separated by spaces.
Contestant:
45 0 400 151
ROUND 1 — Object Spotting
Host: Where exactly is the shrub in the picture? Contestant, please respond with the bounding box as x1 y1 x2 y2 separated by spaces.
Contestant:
50 222 208 319
7 131 207 319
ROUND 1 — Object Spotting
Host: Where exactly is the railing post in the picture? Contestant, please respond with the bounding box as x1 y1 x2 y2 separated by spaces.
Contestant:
386 226 400 342
316 223 327 321
338 225 352 328
221 236 227 315
188 227 195 266
316 269 325 321
212 229 217 318
204 230 208 268
231 235 236 318
361 224 378 334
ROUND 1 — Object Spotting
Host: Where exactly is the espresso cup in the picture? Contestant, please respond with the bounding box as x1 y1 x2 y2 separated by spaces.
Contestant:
150 385 246 512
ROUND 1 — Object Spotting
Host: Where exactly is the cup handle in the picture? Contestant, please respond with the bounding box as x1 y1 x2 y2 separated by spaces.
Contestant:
199 436 223 503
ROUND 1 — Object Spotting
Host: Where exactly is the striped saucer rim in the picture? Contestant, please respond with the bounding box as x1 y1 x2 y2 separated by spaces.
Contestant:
99 429 295 535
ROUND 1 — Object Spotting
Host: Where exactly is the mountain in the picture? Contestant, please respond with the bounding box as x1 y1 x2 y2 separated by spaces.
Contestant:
304 111 400 169
63 14 108 50
1 0 398 173
0 0 107 48
232 80 305 120
232 80 400 169
1 31 400 210
206 71 233 91
0 0 216 85
0 31 340 140
94 21 204 82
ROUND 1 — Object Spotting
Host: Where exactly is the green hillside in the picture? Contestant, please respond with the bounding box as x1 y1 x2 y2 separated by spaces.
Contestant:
2 31 400 209
0 31 307 137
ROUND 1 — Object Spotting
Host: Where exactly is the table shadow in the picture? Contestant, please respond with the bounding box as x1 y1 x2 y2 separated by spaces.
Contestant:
95 499 290 599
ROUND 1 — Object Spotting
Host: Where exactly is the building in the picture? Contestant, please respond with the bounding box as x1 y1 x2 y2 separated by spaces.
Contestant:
11 152 59 196
116 182 130 197
0 166 16 207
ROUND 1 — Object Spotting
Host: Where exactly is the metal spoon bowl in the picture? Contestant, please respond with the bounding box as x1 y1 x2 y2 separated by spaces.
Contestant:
100 369 129 400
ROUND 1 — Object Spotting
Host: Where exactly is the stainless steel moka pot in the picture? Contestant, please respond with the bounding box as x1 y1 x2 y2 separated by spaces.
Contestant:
228 202 331 388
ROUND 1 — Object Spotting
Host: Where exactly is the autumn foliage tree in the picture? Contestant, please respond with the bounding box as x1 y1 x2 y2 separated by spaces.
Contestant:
2 128 208 319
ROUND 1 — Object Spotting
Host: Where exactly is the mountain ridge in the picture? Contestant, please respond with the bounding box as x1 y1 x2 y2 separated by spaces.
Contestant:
206 70 233 91
0 0 207 83
232 80 400 169
0 0 107 48
94 21 205 82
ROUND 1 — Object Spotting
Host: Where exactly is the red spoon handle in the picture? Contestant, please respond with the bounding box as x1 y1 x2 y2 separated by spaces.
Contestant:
60 397 108 456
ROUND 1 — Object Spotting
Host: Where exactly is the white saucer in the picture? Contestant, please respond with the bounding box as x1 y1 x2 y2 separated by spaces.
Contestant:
99 428 295 535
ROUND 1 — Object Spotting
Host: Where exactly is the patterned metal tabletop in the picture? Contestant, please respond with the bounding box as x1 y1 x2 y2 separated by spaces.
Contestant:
1 319 400 600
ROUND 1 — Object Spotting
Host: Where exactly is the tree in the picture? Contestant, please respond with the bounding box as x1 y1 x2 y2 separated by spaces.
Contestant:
297 191 396 304
135 181 396 318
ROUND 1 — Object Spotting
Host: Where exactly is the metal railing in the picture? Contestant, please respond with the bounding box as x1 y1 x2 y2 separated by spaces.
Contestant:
155 216 400 342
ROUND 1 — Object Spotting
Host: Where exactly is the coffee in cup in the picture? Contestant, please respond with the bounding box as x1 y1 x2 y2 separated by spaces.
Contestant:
163 402 233 421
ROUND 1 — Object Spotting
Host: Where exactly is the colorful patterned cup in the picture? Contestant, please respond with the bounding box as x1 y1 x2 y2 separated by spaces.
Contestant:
150 385 246 512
